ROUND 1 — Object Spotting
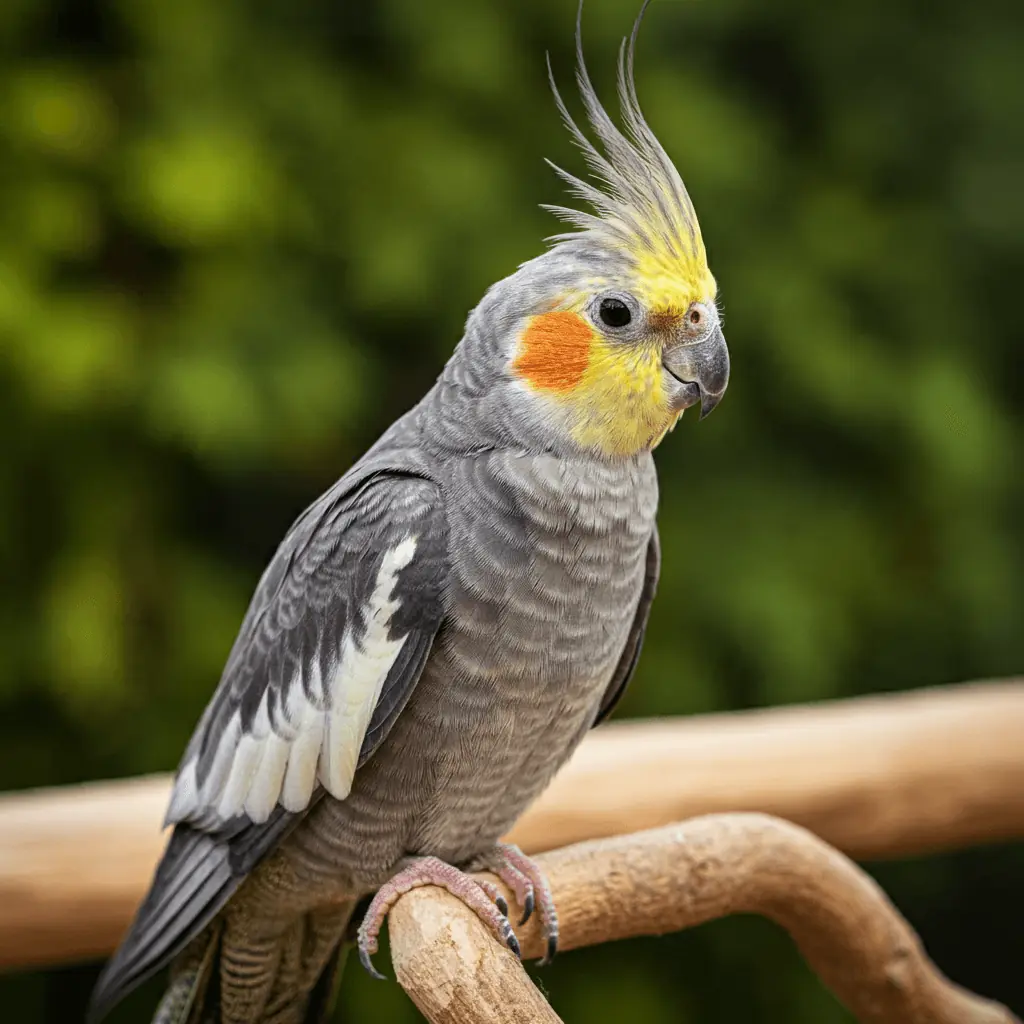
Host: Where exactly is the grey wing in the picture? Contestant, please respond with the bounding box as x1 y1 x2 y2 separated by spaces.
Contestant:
88 470 448 1022
593 526 660 726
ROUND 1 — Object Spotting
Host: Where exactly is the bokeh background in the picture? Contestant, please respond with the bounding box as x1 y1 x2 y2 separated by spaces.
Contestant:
1 0 1022 1019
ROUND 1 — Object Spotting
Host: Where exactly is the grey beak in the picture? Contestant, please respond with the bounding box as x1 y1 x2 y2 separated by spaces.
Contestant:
663 325 730 419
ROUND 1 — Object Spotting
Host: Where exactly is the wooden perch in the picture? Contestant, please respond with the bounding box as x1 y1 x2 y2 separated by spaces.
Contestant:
390 814 1021 1024
0 680 1022 971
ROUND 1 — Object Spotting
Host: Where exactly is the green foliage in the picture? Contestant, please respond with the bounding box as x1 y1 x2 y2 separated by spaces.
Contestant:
0 0 1021 1020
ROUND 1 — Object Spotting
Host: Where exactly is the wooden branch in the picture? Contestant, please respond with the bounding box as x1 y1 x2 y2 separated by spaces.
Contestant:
389 814 1021 1024
1 681 1022 971
391 891 563 1024
514 679 1024 860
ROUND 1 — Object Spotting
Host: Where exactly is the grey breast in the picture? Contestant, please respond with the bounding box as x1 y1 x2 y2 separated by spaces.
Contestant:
277 448 658 892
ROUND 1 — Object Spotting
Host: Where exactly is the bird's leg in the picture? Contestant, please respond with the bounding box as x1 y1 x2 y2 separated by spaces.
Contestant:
472 842 560 965
356 856 520 979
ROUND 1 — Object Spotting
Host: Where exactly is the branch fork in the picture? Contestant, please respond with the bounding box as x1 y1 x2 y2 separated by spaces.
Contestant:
389 814 1021 1024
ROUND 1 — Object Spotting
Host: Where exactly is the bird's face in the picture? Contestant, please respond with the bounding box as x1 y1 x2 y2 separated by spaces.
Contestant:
508 254 730 457
457 2 730 459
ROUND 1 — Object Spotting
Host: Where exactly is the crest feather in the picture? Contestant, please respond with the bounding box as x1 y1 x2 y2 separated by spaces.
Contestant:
544 1 709 288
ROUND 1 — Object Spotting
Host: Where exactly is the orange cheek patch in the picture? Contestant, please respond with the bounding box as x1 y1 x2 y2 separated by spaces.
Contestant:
513 311 593 393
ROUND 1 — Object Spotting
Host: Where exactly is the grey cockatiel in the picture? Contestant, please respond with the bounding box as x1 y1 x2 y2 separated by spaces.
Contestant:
89 5 730 1022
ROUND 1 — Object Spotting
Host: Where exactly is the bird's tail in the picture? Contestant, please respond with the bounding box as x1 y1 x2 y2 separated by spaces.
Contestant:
151 906 355 1024
151 923 221 1024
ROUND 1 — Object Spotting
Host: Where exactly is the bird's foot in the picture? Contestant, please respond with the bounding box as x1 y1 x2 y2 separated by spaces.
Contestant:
356 856 520 980
474 842 559 965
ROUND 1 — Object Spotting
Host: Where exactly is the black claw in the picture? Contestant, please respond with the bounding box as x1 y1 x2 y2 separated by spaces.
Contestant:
539 932 558 967
495 894 509 918
518 891 535 926
506 931 522 959
359 945 388 981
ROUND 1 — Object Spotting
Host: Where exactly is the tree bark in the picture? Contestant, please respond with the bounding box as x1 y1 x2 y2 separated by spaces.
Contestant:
389 814 1020 1024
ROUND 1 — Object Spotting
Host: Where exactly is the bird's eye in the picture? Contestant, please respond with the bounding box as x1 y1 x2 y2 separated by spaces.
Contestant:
689 308 703 327
598 297 632 328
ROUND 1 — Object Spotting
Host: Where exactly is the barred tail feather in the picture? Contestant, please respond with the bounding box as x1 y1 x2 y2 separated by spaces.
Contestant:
149 904 354 1024
151 925 221 1024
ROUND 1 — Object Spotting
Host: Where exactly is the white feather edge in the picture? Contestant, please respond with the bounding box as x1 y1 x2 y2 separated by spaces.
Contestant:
167 534 419 827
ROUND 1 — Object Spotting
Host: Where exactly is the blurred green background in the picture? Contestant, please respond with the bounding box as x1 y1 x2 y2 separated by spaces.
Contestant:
1 0 1022 1019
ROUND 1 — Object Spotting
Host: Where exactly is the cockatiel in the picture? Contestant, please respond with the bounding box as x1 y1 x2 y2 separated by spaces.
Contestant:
89 4 729 1022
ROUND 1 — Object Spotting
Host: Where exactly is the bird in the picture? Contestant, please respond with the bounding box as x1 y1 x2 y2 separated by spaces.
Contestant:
88 3 730 1022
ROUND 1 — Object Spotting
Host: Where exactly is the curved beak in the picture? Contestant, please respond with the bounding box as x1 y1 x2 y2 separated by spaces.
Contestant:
663 325 730 419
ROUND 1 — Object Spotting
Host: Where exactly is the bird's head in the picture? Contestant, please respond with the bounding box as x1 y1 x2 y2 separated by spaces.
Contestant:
454 3 729 459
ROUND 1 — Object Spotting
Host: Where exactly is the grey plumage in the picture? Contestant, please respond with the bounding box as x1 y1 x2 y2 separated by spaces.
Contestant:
90 383 659 1023
89 4 730 1022
91 465 447 1016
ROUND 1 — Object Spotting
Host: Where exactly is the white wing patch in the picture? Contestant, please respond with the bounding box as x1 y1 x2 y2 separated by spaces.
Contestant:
167 535 419 827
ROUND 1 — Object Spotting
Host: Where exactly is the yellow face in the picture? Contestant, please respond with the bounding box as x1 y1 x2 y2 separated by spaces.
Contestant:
511 261 719 457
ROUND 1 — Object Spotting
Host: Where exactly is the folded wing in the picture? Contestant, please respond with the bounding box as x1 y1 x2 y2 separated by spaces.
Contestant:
89 469 448 1021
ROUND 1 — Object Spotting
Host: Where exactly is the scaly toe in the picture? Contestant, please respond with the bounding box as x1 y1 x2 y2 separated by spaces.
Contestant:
477 878 510 920
492 843 560 964
356 855 524 978
487 854 535 927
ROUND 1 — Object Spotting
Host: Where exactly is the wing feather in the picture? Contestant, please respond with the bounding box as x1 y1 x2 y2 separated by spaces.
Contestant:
593 526 660 726
170 476 445 827
89 468 448 1022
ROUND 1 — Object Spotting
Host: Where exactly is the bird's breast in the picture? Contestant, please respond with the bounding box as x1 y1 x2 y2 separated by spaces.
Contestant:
278 450 658 891
397 450 658 859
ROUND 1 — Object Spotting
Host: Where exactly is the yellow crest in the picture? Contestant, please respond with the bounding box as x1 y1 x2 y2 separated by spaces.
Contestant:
544 1 716 311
